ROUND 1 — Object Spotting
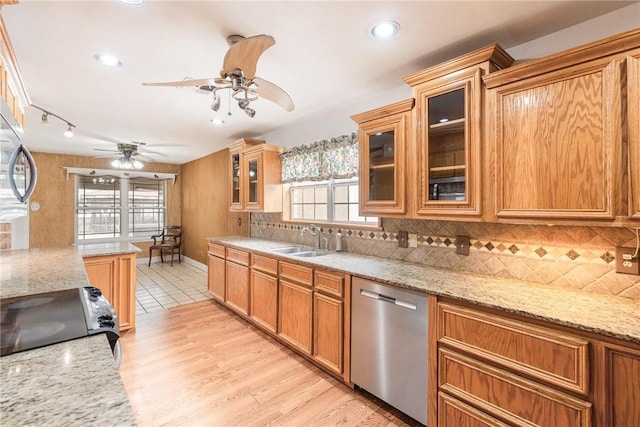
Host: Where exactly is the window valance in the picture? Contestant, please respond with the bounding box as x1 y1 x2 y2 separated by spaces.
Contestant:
280 133 358 183
64 167 177 184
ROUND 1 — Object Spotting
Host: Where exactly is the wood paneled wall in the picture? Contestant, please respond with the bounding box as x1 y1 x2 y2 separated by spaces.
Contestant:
29 152 181 249
180 149 248 265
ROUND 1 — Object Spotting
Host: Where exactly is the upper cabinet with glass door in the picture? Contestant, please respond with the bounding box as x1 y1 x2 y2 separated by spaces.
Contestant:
227 138 283 212
404 44 513 219
352 99 414 216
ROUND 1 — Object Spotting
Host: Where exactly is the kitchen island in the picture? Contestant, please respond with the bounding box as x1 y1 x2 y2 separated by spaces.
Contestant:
0 243 139 426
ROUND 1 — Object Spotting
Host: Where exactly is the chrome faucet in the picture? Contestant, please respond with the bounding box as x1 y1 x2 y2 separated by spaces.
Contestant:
301 224 321 249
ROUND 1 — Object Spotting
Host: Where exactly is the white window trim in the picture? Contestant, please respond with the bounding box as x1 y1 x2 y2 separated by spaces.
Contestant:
64 167 177 184
74 175 168 244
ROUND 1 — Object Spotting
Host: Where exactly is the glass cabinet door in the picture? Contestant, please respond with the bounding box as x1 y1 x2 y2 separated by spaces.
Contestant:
247 157 259 205
426 87 466 202
368 130 396 202
353 99 412 216
231 152 241 206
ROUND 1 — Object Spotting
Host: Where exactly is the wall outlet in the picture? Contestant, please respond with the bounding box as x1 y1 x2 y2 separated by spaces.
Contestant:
456 235 470 256
616 247 640 275
408 233 418 248
397 231 408 248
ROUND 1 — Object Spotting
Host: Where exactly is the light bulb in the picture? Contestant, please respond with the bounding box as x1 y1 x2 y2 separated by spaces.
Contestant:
64 124 74 138
238 98 250 109
211 94 221 112
244 107 255 118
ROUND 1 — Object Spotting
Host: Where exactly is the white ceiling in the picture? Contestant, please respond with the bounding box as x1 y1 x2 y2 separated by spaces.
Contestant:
2 1 635 165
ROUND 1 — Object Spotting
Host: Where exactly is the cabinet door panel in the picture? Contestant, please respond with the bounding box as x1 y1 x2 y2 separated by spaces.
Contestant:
207 254 225 301
84 257 115 304
439 348 592 427
494 59 622 219
250 270 278 333
225 261 249 315
604 343 640 426
278 279 313 355
313 293 343 374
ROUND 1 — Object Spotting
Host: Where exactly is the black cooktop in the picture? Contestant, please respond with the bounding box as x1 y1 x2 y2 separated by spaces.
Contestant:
0 288 89 356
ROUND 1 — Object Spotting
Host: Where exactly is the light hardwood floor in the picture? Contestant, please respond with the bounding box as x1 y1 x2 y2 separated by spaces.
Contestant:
119 300 422 427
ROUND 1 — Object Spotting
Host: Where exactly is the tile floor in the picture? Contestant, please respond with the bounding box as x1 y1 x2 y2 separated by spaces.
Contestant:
135 261 211 317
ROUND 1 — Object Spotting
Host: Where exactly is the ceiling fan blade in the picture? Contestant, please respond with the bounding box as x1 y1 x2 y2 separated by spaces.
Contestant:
93 154 121 159
142 78 220 87
137 149 164 156
222 35 275 80
252 77 294 112
93 148 121 153
133 154 156 162
77 129 125 145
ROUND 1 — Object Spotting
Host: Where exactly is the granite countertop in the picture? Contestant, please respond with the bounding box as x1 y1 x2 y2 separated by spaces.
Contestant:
0 243 140 425
0 243 141 299
0 335 136 426
209 236 640 344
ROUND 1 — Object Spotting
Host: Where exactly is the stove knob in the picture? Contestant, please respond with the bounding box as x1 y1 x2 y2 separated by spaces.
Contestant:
86 287 102 301
98 315 115 328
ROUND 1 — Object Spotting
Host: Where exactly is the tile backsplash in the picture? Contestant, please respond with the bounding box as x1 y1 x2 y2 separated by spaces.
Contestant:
250 213 640 300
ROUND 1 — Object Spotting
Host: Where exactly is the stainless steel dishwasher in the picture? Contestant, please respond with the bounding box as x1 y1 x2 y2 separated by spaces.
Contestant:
351 276 428 425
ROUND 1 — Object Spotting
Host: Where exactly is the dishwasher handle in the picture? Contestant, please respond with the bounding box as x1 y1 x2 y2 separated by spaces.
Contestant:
359 289 417 310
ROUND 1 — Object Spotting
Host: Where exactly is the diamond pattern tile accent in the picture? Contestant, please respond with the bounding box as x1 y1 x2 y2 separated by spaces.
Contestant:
508 244 520 254
444 238 452 246
485 242 495 251
600 251 615 264
382 233 388 240
426 237 434 245
535 247 548 258
369 232 375 238
473 240 483 249
566 249 580 261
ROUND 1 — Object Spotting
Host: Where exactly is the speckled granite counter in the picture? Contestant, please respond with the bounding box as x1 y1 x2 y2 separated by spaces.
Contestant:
0 335 136 426
209 236 640 344
0 243 140 425
0 243 141 299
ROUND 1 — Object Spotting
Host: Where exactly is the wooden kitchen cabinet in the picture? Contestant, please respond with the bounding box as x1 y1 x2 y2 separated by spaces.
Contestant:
312 270 347 376
83 252 136 331
250 253 279 333
351 99 414 216
207 243 225 301
433 297 640 426
278 261 314 355
627 52 640 220
404 44 513 219
225 248 250 316
227 138 283 212
0 14 28 130
484 29 640 222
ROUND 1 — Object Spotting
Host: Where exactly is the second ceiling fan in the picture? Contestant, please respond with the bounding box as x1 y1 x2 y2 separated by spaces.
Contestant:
142 34 294 117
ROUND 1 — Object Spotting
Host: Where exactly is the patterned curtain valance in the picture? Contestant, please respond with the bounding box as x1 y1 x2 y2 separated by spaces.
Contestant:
280 133 358 183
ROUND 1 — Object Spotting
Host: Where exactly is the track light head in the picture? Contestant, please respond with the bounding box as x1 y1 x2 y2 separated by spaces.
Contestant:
244 107 255 118
211 94 221 112
64 124 74 138
41 112 49 124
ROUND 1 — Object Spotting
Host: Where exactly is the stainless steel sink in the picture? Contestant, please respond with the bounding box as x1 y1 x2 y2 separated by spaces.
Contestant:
292 251 328 258
271 246 309 254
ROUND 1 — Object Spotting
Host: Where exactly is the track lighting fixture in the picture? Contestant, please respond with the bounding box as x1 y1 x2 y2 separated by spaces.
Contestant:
244 107 255 118
211 94 221 112
31 105 76 138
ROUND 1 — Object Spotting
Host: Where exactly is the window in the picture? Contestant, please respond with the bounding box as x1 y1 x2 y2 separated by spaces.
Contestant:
290 179 377 224
76 175 166 241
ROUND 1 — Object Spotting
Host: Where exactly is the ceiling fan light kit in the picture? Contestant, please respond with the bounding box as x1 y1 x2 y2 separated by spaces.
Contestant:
142 34 294 118
111 157 143 170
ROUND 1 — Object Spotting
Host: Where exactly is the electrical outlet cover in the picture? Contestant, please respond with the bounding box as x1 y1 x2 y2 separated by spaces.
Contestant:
616 247 640 275
456 235 470 256
397 231 408 248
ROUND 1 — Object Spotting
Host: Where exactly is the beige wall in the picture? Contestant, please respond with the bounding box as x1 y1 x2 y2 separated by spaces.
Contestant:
180 148 249 265
29 152 181 249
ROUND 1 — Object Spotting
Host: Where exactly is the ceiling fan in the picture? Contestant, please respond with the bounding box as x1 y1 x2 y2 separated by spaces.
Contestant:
94 143 160 170
142 34 294 117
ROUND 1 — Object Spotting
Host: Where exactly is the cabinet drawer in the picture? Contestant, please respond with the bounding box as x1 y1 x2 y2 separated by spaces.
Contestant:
279 261 313 286
439 348 592 427
314 270 344 298
251 253 278 275
438 392 510 427
226 247 250 266
207 243 226 258
438 302 589 395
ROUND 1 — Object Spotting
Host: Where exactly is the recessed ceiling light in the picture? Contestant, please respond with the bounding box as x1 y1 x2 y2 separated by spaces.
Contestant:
370 20 400 40
119 0 144 5
93 54 123 67
211 118 224 126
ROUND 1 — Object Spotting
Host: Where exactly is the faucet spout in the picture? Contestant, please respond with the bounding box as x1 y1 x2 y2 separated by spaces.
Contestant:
301 224 321 249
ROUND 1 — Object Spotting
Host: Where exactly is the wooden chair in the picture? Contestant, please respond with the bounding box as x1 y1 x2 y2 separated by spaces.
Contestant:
148 226 182 266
